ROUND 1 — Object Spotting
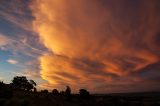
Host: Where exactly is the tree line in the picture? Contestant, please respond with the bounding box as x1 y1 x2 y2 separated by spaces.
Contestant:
0 76 90 99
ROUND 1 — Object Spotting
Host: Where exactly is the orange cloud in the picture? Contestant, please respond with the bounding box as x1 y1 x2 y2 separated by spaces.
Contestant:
31 0 160 93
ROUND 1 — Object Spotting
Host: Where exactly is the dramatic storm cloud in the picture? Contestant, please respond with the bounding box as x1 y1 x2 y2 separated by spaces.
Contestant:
0 0 159 93
30 0 160 93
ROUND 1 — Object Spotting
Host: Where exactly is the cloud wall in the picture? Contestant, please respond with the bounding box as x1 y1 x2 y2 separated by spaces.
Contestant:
31 0 160 93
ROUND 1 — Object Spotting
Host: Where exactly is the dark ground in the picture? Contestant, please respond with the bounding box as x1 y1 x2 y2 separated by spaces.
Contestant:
0 90 160 106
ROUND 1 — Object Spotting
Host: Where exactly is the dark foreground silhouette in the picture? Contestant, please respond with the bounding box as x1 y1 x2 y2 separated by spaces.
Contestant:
0 76 160 106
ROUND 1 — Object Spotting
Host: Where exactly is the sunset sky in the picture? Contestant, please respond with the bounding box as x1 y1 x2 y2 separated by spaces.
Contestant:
0 0 160 93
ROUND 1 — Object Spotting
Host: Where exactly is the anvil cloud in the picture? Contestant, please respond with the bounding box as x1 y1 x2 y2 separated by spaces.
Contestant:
26 0 160 92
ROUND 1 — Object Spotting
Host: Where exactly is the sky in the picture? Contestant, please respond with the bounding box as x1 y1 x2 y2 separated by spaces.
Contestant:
0 0 160 93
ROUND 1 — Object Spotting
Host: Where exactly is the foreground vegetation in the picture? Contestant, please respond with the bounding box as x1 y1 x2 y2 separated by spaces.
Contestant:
0 76 160 106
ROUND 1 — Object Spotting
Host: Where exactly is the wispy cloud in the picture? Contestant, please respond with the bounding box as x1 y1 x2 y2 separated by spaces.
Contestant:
0 0 33 31
12 69 41 79
7 59 18 64
0 34 12 46
0 32 46 58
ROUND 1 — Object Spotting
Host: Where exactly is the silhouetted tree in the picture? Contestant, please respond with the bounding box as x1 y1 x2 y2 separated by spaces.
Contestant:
79 89 90 99
60 91 65 95
11 76 36 91
0 81 4 89
0 81 13 99
11 76 28 90
29 80 36 87
27 80 37 91
34 88 37 92
65 86 72 101
0 81 3 84
52 89 59 95
26 83 33 91
41 89 48 94
65 86 71 96
26 80 37 91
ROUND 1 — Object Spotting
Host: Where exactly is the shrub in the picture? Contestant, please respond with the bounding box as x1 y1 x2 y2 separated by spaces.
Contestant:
40 89 48 94
79 89 90 99
52 89 59 95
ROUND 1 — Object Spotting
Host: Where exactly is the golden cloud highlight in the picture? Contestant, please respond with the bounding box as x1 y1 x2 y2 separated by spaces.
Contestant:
31 0 160 92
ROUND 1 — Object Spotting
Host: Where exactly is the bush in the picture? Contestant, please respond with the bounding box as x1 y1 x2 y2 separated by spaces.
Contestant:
40 89 48 94
79 89 90 99
60 91 65 95
52 89 59 95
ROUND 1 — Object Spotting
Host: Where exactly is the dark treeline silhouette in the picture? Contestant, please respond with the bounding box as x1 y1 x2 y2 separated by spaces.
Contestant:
0 76 160 106
11 76 37 91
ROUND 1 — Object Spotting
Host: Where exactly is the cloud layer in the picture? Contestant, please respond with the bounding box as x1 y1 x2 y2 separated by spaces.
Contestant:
31 0 160 93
